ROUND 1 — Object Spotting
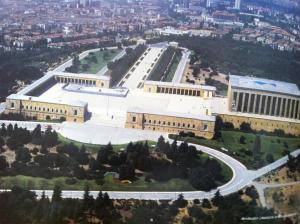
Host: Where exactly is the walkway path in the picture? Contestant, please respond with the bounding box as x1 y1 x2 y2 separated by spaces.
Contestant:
253 181 300 207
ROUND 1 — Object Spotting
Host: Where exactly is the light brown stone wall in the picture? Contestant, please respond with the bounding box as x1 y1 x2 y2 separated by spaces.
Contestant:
219 114 300 136
5 98 86 123
125 111 215 139
55 75 110 88
143 83 214 98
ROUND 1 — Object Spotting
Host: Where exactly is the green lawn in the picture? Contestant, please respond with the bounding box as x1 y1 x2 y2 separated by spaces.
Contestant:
78 49 121 74
0 175 196 191
170 131 300 170
0 161 232 192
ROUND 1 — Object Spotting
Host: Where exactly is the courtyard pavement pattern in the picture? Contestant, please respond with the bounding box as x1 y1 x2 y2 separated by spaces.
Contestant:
0 120 299 200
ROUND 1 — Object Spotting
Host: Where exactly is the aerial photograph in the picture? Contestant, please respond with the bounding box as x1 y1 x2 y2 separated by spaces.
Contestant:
0 0 299 223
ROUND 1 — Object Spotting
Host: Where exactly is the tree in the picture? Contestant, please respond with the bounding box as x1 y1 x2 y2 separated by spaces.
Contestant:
157 135 165 150
239 135 246 144
240 122 251 132
32 125 42 139
252 135 261 156
52 185 62 202
15 147 32 163
245 186 259 200
211 190 224 207
0 136 4 149
7 124 13 136
43 128 58 147
96 142 113 165
119 163 135 180
202 198 212 208
265 153 274 164
174 194 188 208
0 155 8 171
0 123 6 136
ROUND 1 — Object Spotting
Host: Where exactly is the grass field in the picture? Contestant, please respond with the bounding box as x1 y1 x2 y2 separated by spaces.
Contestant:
78 49 121 74
170 131 300 169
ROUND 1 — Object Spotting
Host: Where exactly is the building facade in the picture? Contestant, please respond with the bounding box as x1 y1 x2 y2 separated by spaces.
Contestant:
125 108 215 139
5 94 87 123
144 81 216 98
228 75 300 120
54 72 111 88
219 113 300 136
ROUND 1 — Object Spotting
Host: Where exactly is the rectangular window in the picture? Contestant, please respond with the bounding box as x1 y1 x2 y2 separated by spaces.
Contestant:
203 124 208 131
74 110 78 116
132 116 136 122
11 102 15 108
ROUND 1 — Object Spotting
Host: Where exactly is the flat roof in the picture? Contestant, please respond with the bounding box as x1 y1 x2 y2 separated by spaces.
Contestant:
51 71 110 81
127 107 216 122
18 72 55 95
229 75 300 97
34 83 214 126
145 80 217 91
7 93 87 108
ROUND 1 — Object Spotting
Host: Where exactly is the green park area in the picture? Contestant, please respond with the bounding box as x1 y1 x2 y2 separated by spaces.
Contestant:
0 124 232 192
78 49 121 74
65 49 122 74
0 156 232 192
170 130 300 170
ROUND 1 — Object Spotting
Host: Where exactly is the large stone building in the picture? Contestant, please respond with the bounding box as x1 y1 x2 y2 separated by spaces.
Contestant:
5 94 87 122
2 43 300 138
228 75 300 120
218 75 300 136
143 81 216 98
125 107 215 139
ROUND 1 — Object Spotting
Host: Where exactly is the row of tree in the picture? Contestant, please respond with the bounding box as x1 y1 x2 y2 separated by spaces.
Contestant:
107 45 147 86
148 46 182 81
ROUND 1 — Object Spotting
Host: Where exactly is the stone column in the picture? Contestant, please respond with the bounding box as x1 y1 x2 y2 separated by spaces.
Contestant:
284 98 288 117
258 94 263 114
296 100 300 119
263 96 268 115
235 92 240 112
288 99 293 118
241 92 246 112
274 97 279 116
293 99 297 119
253 94 257 114
269 96 274 116
247 94 252 113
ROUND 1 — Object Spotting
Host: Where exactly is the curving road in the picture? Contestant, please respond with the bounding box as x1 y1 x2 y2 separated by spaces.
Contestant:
0 119 299 200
